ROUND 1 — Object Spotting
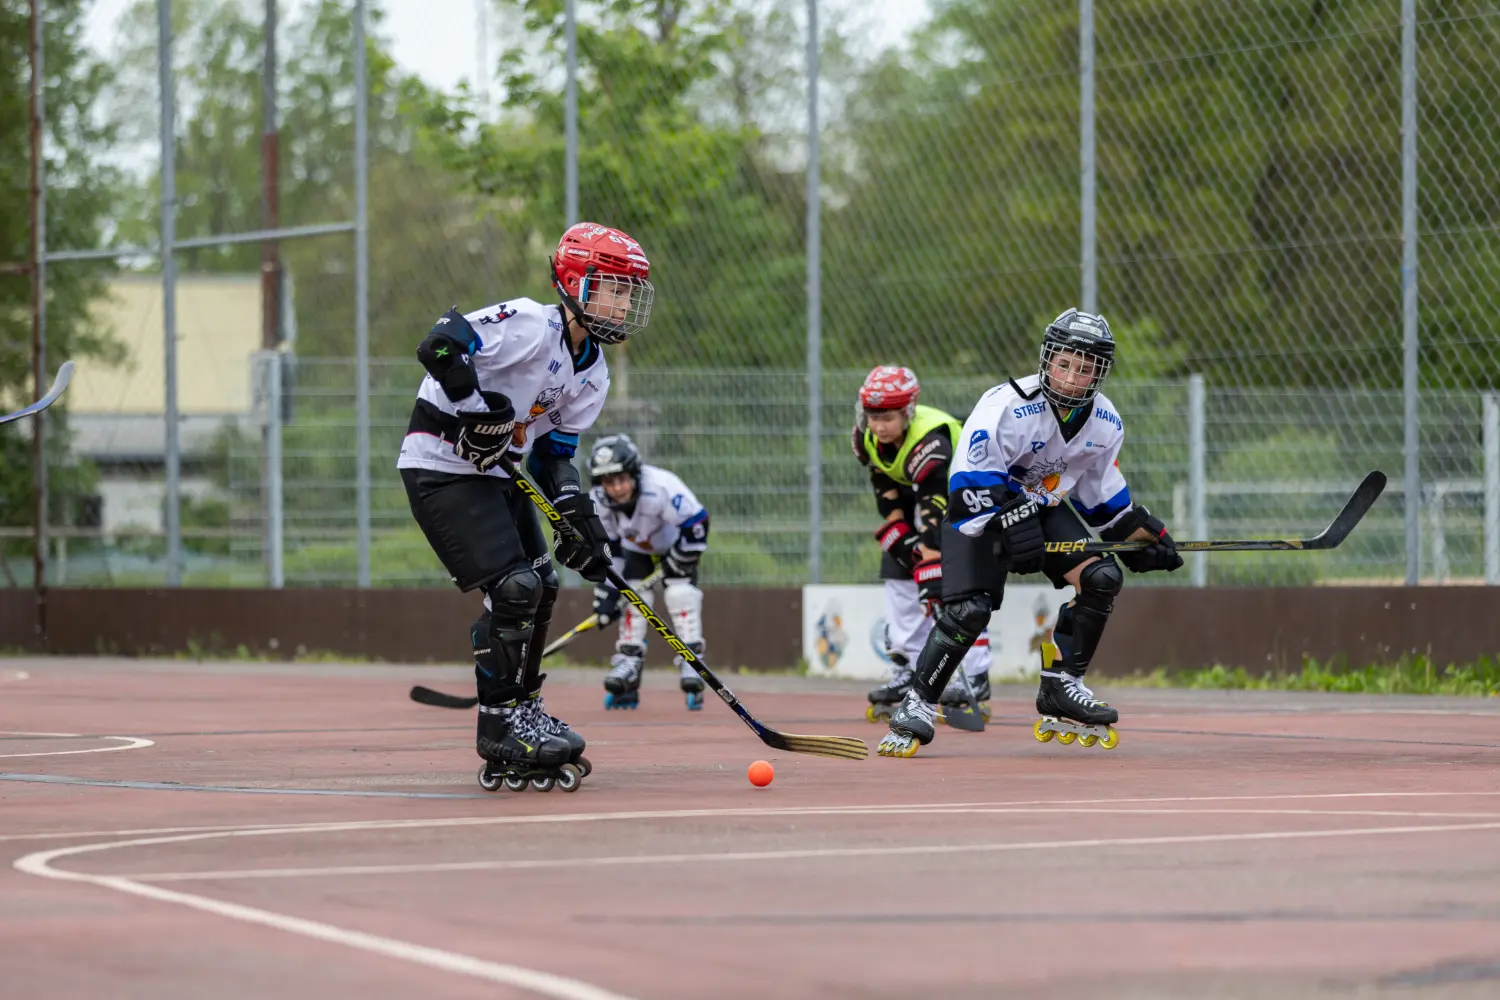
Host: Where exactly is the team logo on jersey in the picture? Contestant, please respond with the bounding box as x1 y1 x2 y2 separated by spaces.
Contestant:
510 386 567 447
1018 458 1068 503
967 429 990 463
477 305 517 325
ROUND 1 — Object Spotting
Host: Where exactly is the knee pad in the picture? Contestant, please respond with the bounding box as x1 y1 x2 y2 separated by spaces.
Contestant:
664 581 704 645
935 593 992 643
1077 556 1123 611
487 565 543 621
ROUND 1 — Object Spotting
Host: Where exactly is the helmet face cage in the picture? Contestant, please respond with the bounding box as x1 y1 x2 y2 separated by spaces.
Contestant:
1038 341 1113 409
577 271 654 345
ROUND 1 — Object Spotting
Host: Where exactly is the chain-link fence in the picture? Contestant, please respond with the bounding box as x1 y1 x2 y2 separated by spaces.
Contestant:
5 0 1498 590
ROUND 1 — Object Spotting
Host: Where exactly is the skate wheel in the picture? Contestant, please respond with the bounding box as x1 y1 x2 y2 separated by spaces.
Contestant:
935 709 948 726
556 762 582 792
685 692 703 711
1079 734 1098 748
980 704 992 722
1100 727 1120 750
477 765 503 792
1032 719 1055 743
531 776 555 792
503 774 528 792
575 755 593 778
865 705 880 723
1057 731 1077 745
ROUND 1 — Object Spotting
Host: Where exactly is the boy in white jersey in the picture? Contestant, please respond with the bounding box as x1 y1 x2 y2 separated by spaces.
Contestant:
585 434 712 710
397 222 653 790
876 309 1184 758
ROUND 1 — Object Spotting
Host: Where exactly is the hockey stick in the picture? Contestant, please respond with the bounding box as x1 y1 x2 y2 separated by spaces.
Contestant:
942 669 987 733
1043 471 1386 556
408 567 669 710
0 361 74 427
501 454 868 761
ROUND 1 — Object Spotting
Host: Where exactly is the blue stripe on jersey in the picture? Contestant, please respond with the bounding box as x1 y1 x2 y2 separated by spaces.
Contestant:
950 469 1016 492
677 507 708 529
1074 486 1132 525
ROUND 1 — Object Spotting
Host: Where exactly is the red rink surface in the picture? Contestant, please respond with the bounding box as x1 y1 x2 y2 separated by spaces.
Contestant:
3 658 1500 1000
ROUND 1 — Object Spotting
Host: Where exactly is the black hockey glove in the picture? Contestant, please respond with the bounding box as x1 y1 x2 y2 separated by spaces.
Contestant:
874 519 921 575
551 492 613 584
1102 504 1184 574
592 584 622 627
995 492 1045 576
452 391 515 473
417 307 482 403
662 542 700 581
913 555 942 615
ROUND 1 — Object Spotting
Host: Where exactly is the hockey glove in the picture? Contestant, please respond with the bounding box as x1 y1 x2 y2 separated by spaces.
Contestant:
996 492 1046 576
1103 504 1184 573
592 584 622 628
551 492 613 584
874 519 921 575
452 391 515 473
913 556 943 615
662 543 700 581
416 308 482 403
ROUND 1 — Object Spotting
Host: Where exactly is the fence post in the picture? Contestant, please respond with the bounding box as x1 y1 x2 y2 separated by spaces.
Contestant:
353 0 371 588
805 0 822 584
159 0 181 587
1188 374 1206 587
1485 393 1498 585
267 352 284 588
1078 0 1096 313
1400 0 1420 586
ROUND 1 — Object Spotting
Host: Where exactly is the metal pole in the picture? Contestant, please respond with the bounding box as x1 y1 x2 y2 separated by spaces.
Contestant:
159 0 182 586
354 0 371 588
261 0 281 586
1484 393 1498 585
1429 482 1446 584
267 353 284 587
1188 374 1206 588
29 0 48 639
1079 0 1096 313
564 0 578 226
805 0 822 584
474 0 488 123
1401 0 1420 586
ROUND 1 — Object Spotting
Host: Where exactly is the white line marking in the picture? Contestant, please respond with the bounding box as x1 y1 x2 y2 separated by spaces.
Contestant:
122 808 1500 883
5 788 1499 844
0 733 154 759
16 840 640 1000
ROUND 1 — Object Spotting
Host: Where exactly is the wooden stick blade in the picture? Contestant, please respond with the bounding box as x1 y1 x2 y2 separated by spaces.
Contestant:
761 730 870 760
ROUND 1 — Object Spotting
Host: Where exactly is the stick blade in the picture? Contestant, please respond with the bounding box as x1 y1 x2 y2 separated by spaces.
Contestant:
761 730 869 760
1306 471 1387 549
940 702 987 732
409 685 478 709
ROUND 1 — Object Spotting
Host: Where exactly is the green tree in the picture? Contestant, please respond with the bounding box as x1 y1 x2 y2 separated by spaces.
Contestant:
0 0 124 576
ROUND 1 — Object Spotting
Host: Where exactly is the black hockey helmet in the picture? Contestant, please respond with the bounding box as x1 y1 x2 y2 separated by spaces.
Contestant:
1038 308 1115 409
589 434 643 506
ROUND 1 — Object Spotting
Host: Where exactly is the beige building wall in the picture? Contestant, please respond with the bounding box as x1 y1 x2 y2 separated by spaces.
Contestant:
75 274 262 415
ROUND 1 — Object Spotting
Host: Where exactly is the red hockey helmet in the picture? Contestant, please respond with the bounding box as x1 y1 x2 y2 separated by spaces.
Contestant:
858 365 920 418
550 222 654 344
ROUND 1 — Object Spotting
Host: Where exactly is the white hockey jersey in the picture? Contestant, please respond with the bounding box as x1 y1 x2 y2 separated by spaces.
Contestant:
949 374 1133 536
591 464 707 556
397 297 610 478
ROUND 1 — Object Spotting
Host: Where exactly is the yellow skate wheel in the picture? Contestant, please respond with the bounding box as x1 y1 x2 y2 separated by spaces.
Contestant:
980 704 992 722
1078 734 1098 748
1100 727 1120 750
1057 731 1077 745
865 705 878 723
896 739 920 758
1032 719 1055 743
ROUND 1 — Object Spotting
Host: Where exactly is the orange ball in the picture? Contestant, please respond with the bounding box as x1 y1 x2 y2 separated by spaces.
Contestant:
747 760 774 787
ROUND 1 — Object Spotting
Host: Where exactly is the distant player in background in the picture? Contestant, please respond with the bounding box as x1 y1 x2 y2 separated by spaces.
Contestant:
852 365 992 724
588 434 712 711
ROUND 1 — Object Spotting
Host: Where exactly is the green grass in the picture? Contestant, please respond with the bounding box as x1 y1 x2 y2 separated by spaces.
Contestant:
1106 654 1500 697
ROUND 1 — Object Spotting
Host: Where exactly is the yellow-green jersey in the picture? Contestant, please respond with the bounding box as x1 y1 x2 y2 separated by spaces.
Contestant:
856 406 962 571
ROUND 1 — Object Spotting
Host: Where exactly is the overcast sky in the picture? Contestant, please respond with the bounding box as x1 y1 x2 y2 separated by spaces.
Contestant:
82 0 932 98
